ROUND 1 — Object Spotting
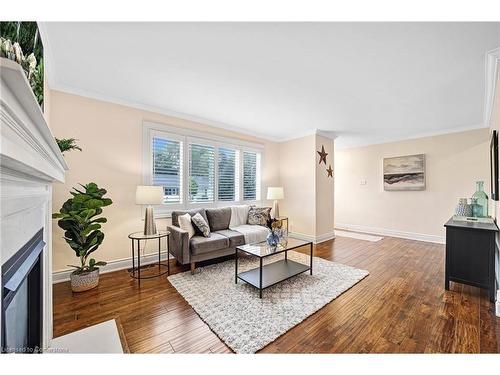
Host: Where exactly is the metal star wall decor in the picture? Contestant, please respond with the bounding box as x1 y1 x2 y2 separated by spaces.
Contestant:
327 165 333 178
317 145 328 165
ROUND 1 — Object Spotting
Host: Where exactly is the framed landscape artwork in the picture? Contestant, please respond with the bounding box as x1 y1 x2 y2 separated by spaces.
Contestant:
383 154 425 191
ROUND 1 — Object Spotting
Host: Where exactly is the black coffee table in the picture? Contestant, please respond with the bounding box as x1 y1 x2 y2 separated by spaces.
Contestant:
235 238 313 298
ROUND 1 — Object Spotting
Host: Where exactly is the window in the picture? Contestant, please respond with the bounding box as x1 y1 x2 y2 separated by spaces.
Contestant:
189 143 215 202
152 137 182 203
218 147 238 201
145 122 262 215
164 187 179 196
243 151 261 201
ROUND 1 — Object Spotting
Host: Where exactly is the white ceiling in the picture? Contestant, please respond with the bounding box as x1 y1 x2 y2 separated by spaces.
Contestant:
41 22 500 148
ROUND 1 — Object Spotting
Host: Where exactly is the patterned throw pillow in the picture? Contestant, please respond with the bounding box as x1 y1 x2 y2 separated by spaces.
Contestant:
247 207 272 226
191 212 211 237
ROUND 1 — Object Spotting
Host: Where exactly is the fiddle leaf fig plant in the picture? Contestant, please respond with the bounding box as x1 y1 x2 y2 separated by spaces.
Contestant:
52 182 112 274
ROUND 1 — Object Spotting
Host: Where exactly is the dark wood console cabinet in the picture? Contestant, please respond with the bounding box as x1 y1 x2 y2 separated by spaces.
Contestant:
444 217 498 302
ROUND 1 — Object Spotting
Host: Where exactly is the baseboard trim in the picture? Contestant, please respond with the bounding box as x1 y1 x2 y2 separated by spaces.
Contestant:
335 223 445 244
315 231 336 243
289 231 336 244
52 251 170 284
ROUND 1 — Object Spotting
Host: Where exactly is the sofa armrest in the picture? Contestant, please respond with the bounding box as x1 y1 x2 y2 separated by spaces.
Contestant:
168 225 190 265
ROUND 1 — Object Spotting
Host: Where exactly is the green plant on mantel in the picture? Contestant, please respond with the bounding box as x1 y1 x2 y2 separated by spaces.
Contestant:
1 22 44 107
52 182 112 274
30 59 44 106
55 138 82 154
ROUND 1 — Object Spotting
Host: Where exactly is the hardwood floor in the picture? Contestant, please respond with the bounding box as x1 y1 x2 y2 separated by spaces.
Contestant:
52 235 500 353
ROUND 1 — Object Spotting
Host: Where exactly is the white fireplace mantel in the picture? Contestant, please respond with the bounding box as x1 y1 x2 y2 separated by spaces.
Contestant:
1 57 68 350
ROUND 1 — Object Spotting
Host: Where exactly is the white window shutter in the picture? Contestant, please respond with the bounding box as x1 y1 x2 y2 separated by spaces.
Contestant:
152 137 183 203
218 147 237 201
189 143 216 203
243 151 259 201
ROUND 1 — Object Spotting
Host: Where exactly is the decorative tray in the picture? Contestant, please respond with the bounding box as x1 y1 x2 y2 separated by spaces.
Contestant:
452 215 495 224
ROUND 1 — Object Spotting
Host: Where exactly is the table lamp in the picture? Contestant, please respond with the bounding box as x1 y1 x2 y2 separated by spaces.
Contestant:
135 185 164 235
267 187 284 218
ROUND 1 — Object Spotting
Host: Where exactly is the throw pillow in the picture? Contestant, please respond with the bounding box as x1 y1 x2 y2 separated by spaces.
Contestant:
191 212 211 237
177 213 195 239
247 206 272 226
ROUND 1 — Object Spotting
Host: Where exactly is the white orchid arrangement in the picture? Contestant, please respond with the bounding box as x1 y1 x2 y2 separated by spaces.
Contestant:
1 36 38 79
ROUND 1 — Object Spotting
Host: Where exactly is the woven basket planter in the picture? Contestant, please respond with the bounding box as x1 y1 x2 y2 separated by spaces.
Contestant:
70 269 100 292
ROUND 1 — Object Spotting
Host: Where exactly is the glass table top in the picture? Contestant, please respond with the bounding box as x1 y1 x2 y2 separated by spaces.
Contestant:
236 237 311 258
128 230 170 240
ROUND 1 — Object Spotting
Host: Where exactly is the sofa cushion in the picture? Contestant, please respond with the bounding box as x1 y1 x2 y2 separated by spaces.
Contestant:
190 233 229 255
214 229 245 247
231 224 270 244
206 207 231 231
172 208 208 235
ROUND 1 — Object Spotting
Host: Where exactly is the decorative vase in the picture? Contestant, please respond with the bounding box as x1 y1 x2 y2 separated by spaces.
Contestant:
70 269 99 292
266 231 280 247
471 198 481 218
472 181 488 218
455 198 472 217
277 227 288 247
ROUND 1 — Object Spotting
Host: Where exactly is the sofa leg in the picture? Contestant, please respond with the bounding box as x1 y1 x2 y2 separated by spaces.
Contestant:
190 262 196 275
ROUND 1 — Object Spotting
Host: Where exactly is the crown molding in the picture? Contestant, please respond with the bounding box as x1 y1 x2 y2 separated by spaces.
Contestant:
275 129 338 143
48 80 340 145
315 130 338 140
335 123 488 150
49 80 489 149
484 47 500 127
53 82 282 142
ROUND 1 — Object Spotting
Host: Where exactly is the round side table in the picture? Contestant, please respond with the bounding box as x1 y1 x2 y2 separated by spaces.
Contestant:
128 230 170 284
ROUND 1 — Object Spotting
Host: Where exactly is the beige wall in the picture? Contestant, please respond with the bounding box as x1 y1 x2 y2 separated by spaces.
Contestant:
335 128 490 242
50 90 280 272
278 135 316 236
278 134 335 239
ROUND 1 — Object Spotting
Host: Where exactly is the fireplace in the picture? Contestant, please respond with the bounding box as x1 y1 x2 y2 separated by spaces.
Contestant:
1 229 45 353
1 57 67 352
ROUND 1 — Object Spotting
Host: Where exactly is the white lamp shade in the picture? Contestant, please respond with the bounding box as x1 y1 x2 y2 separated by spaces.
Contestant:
135 186 164 205
267 187 284 200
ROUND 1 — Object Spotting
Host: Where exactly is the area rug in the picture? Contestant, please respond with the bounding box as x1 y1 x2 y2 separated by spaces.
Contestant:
167 251 369 353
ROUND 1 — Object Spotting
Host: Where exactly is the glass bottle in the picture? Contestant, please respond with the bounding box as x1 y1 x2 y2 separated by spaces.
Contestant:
471 198 480 218
472 181 488 217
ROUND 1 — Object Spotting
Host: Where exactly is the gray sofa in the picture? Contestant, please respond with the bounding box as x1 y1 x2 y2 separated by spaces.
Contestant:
167 207 268 274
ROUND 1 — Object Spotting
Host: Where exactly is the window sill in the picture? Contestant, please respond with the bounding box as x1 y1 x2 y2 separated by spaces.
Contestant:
150 200 264 220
